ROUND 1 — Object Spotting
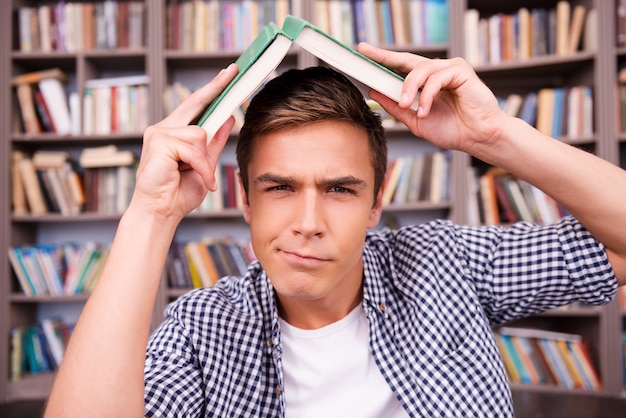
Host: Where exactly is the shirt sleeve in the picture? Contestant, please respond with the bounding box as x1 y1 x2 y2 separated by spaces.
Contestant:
144 295 205 417
456 216 618 325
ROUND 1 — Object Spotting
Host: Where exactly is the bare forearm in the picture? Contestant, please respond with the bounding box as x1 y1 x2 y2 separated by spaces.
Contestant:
45 207 179 417
479 117 626 283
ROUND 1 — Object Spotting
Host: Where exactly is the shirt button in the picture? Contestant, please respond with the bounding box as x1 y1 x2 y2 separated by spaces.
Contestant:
379 303 386 312
268 338 274 347
275 385 281 395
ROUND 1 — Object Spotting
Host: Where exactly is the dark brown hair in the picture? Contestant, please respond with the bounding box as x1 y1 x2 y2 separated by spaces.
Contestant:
236 66 387 206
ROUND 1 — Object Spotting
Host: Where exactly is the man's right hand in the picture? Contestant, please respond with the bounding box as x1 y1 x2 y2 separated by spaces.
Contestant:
130 63 238 223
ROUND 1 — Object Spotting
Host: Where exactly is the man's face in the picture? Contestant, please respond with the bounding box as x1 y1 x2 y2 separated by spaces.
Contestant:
241 121 383 325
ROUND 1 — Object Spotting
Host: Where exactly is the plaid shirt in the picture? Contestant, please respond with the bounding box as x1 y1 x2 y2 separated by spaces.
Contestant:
144 216 616 417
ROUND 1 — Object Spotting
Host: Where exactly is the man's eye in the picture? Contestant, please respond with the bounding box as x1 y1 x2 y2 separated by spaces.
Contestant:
267 185 292 192
330 186 355 194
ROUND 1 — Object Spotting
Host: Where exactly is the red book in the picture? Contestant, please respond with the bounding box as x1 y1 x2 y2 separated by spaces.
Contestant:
34 89 56 132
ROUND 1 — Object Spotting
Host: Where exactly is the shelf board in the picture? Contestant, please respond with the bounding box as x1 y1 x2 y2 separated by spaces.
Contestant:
7 372 55 401
473 51 595 77
167 288 193 299
539 306 603 318
10 48 147 70
184 205 453 219
509 381 608 396
12 48 145 59
9 293 90 303
9 209 256 221
383 201 452 212
11 132 143 145
12 212 122 223
11 203 453 223
166 48 299 69
185 208 245 219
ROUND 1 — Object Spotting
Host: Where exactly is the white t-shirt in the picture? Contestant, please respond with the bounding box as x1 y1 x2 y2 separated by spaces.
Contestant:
279 305 409 417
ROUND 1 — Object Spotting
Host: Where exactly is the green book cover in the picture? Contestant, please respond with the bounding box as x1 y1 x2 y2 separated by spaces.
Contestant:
196 22 292 137
281 15 404 83
282 15 416 109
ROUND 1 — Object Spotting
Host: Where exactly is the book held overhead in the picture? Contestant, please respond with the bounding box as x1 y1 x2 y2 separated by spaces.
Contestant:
197 15 419 139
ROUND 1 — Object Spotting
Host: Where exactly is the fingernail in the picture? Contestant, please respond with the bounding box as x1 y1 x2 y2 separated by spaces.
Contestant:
417 106 424 117
401 92 411 104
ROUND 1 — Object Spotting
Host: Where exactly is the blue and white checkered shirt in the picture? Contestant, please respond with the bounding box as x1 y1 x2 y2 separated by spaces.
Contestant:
144 216 616 417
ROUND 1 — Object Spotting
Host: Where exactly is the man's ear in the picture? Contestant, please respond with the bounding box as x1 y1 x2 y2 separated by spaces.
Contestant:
367 188 384 228
238 171 251 224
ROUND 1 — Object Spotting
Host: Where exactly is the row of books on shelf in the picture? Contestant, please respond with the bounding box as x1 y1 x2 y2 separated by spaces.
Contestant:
382 151 450 207
498 85 593 140
8 242 110 297
495 326 601 390
464 1 595 67
166 0 290 52
12 146 137 217
166 238 256 289
467 167 567 226
83 74 150 135
12 146 258 217
13 68 150 136
314 0 448 47
10 319 73 381
13 68 78 136
16 1 144 53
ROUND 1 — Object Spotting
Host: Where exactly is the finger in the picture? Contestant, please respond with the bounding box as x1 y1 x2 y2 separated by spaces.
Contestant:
369 89 417 130
205 116 236 191
359 43 435 110
171 137 215 188
357 42 427 76
159 63 239 128
144 125 208 148
413 62 467 117
176 116 235 191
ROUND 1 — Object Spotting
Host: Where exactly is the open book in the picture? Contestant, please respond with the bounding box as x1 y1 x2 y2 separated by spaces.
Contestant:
196 15 417 139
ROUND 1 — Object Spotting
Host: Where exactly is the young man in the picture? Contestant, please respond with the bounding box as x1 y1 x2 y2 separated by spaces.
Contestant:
45 45 626 417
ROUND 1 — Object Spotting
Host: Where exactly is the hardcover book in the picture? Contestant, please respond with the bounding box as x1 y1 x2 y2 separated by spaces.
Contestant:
196 15 417 139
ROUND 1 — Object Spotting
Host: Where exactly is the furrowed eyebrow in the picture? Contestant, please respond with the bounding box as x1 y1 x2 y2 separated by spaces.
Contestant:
253 173 296 186
322 176 367 190
253 173 367 190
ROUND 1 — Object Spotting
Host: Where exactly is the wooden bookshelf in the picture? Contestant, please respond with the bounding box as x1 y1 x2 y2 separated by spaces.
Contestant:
0 0 624 403
463 0 625 398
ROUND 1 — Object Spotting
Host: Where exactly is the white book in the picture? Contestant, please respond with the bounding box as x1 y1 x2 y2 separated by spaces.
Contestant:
38 6 52 52
116 84 130 133
409 0 425 46
38 78 72 135
41 319 65 366
488 14 501 65
84 74 149 89
94 86 112 135
505 178 535 222
517 7 531 61
362 0 379 44
69 92 81 136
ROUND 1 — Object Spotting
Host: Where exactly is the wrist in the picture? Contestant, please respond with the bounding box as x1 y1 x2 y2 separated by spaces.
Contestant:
468 116 532 169
119 203 180 243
